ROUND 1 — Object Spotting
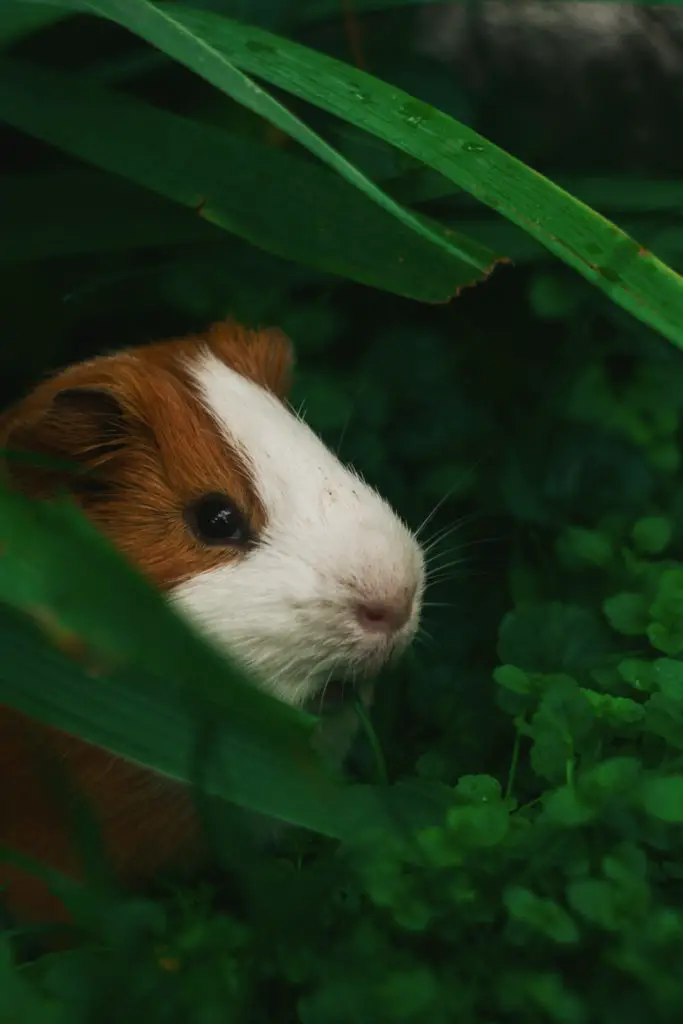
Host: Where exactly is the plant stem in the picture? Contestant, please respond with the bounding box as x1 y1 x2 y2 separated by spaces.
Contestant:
354 698 389 786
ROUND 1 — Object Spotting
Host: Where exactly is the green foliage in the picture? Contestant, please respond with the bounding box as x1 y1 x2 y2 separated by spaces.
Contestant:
0 63 476 300
9 1 683 338
5 2 683 1023
0 482 353 835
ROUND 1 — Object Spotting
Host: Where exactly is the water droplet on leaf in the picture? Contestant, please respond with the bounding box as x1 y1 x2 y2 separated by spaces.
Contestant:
399 100 432 127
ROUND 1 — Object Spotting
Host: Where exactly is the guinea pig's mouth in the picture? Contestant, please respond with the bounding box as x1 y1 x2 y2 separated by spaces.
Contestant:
303 635 412 716
305 677 356 715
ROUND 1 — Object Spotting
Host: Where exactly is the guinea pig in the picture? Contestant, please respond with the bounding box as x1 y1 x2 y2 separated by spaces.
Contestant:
0 318 425 928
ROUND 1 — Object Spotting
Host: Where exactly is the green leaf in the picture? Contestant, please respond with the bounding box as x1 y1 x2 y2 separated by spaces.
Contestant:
0 606 352 835
648 622 683 657
493 664 532 695
19 0 683 343
602 842 648 883
445 803 510 849
0 170 216 262
644 693 683 750
648 569 683 654
497 603 615 677
603 592 649 637
0 482 370 837
617 657 656 692
392 896 435 933
639 775 683 824
565 879 622 932
0 485 305 739
543 786 595 828
0 65 490 301
0 482 450 847
578 757 642 803
78 0 501 280
0 1 68 47
415 825 462 869
0 601 414 844
0 936 66 1024
393 169 683 217
376 967 438 1019
652 658 683 703
556 526 613 569
19 1 683 346
650 569 683 621
632 515 673 555
454 774 503 805
504 886 580 945
414 750 447 780
529 678 594 785
580 689 645 729
139 2 683 349
506 971 586 1024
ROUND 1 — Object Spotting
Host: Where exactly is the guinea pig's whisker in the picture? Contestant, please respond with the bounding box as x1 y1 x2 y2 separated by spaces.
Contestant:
335 376 372 457
425 566 466 585
424 532 465 554
422 524 477 559
289 399 308 423
426 555 468 573
429 539 492 563
335 406 354 457
426 547 468 569
245 649 310 693
425 573 466 588
419 508 483 548
421 521 465 554
414 627 435 650
425 562 468 584
452 534 507 553
317 669 336 714
425 540 504 583
415 487 473 541
269 652 302 681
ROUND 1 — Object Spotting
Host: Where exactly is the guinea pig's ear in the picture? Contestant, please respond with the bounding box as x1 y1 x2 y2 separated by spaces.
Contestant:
2 386 130 500
205 320 295 399
247 326 295 400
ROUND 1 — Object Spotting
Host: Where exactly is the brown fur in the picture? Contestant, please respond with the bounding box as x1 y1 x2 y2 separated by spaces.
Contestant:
1 319 293 589
0 319 294 930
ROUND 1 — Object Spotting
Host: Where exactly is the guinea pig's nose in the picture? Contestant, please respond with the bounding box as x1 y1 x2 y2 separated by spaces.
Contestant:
354 590 415 634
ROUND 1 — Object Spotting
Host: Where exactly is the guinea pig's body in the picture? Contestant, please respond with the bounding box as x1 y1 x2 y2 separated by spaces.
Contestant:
0 320 424 927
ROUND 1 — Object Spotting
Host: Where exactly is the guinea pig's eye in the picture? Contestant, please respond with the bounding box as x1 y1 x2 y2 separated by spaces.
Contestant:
184 493 252 547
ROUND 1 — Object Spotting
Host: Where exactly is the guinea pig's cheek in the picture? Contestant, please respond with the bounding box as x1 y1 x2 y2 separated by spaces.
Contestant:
167 563 252 647
165 559 321 700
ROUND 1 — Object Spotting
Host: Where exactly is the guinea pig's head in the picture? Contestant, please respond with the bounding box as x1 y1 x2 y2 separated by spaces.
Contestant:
0 320 425 707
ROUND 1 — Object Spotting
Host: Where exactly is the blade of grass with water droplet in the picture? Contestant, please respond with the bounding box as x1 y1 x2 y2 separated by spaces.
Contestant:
70 0 505 282
0 57 502 299
19 1 683 341
122 2 683 348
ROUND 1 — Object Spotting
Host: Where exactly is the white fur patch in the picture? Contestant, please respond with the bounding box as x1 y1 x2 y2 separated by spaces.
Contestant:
169 349 425 707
